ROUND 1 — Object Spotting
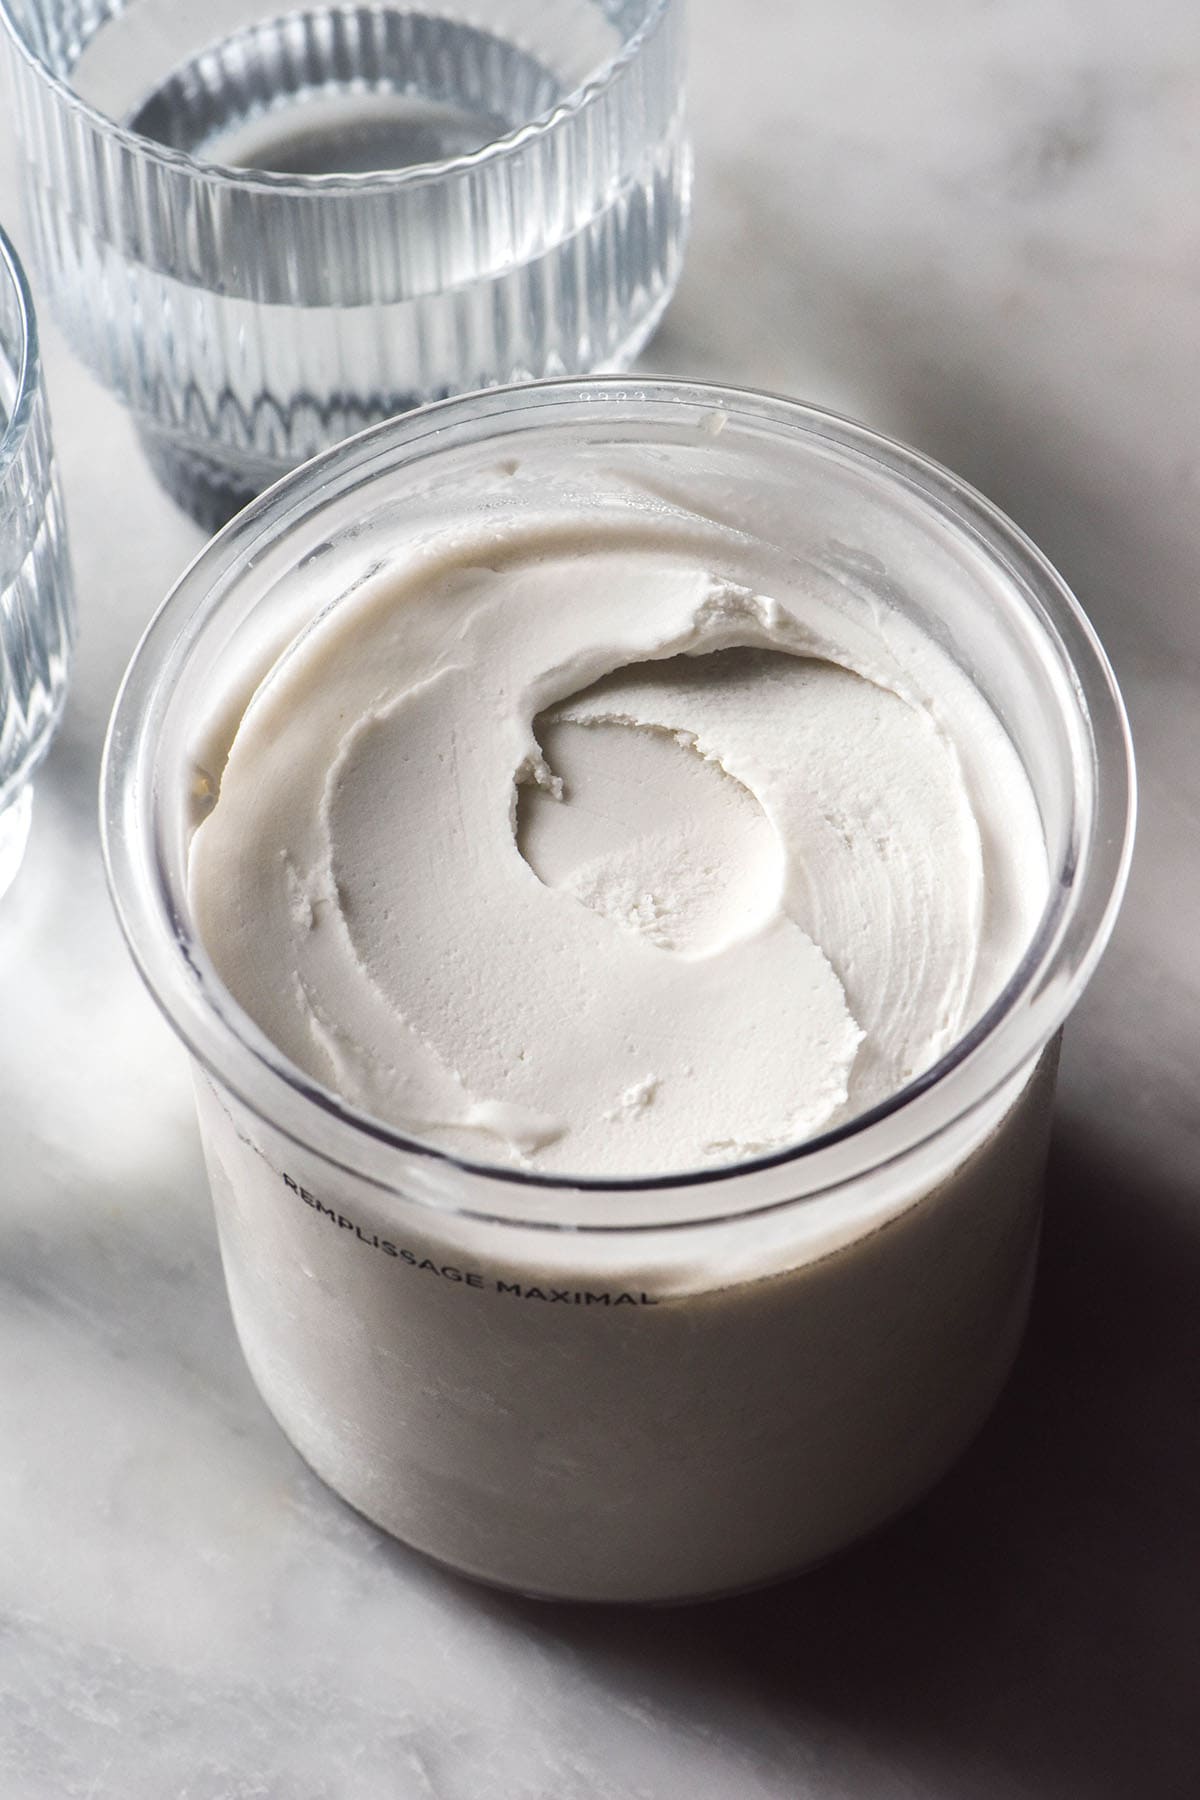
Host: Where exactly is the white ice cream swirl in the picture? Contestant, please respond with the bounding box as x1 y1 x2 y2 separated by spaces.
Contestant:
189 508 1046 1176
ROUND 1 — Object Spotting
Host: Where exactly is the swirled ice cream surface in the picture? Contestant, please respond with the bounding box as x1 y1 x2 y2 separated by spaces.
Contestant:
188 500 1047 1176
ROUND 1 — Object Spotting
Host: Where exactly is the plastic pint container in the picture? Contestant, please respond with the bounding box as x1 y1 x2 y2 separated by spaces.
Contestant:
103 380 1135 1602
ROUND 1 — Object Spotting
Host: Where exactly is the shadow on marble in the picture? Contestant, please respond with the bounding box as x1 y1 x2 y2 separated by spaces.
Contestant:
446 1124 1200 1800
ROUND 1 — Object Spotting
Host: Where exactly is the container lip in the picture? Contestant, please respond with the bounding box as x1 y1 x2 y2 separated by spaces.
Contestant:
0 223 39 487
101 375 1137 1228
0 0 672 194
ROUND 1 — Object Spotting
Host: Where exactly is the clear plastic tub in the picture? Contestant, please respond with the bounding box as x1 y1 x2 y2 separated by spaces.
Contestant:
102 379 1135 1602
0 0 689 528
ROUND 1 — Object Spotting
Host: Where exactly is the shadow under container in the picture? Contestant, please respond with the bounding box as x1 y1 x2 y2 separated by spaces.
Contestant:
0 0 689 530
102 380 1134 1604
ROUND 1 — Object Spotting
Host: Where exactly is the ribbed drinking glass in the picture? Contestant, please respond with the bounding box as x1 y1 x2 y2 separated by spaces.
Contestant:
0 223 73 899
0 0 690 528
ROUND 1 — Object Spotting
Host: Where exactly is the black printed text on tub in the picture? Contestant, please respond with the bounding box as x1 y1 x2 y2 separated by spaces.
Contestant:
280 1171 660 1307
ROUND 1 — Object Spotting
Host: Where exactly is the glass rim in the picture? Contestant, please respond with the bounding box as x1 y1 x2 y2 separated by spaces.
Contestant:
101 376 1136 1228
0 221 39 487
0 0 673 194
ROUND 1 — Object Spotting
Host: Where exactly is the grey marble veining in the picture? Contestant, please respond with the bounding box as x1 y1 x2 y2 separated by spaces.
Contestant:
2 1 1198 1795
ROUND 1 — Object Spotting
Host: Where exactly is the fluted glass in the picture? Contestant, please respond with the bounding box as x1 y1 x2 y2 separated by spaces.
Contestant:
0 0 690 527
0 223 73 899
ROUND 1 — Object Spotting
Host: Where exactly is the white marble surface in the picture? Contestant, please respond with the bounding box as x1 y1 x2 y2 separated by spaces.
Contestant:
2 1 1199 1794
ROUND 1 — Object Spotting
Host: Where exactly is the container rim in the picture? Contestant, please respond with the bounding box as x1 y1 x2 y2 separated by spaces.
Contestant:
100 376 1137 1231
0 0 672 194
0 222 39 489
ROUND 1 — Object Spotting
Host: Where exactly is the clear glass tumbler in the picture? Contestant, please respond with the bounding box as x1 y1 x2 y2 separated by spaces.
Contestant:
102 380 1134 1603
0 223 73 900
0 0 689 529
